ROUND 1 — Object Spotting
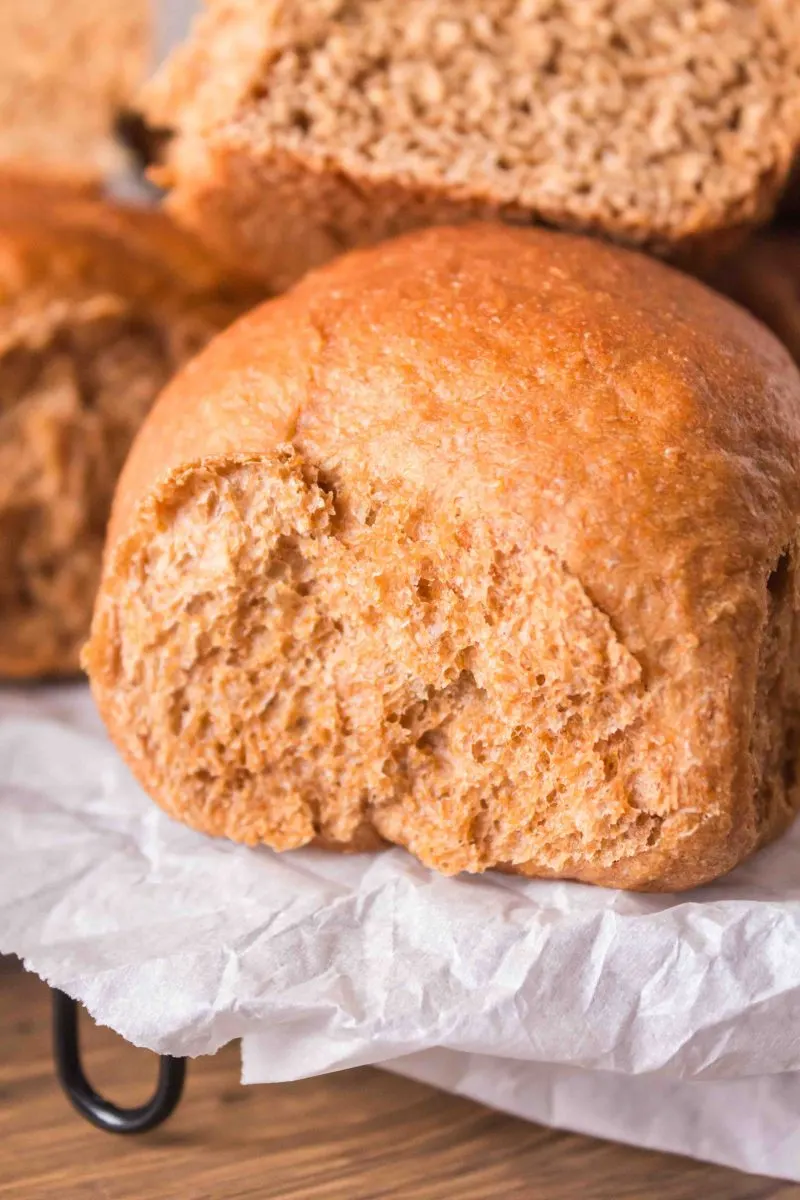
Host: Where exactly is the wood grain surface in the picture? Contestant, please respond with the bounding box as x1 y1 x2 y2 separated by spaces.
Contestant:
0 957 796 1200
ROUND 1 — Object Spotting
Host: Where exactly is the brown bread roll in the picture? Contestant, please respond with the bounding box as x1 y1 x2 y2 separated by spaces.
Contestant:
0 0 151 182
84 223 800 892
0 174 259 678
139 0 800 290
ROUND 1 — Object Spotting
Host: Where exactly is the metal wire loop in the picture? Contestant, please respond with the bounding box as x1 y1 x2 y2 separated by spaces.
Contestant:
52 990 186 1134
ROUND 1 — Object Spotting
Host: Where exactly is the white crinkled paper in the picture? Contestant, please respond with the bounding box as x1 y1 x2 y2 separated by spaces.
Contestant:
379 1054 800 1180
3 684 800 1094
4 685 800 1179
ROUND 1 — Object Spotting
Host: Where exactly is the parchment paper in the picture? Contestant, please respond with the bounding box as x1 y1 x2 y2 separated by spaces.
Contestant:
3 685 799 1178
2 685 800 1083
382 1053 800 1180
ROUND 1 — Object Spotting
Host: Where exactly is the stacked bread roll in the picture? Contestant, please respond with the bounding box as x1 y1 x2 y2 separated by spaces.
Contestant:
0 4 261 676
0 173 259 676
8 1 800 890
140 0 799 286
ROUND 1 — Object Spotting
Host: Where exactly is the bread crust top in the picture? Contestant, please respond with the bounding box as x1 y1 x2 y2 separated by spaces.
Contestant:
112 221 800 565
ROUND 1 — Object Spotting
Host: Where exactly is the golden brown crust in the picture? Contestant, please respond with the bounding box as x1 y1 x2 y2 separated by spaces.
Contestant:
0 175 261 678
86 224 800 890
0 173 259 306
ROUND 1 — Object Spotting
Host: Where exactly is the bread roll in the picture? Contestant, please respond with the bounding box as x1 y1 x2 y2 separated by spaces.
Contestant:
84 224 800 891
139 0 800 290
0 0 151 181
0 175 258 678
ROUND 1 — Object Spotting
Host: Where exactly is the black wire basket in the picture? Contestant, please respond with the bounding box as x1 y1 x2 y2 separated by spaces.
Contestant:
52 991 186 1134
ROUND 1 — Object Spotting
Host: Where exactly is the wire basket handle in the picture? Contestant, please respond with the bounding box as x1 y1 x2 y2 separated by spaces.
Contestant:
52 990 187 1134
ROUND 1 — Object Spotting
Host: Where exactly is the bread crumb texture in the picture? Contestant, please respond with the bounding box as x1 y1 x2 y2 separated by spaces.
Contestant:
0 177 259 678
142 0 800 288
86 224 800 890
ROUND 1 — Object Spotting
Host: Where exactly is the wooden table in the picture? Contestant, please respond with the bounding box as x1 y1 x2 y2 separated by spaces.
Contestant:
0 958 796 1200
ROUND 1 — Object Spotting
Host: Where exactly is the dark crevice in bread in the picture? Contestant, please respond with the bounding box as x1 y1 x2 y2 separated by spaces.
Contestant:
708 230 800 368
750 544 800 838
768 550 791 599
114 109 174 175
